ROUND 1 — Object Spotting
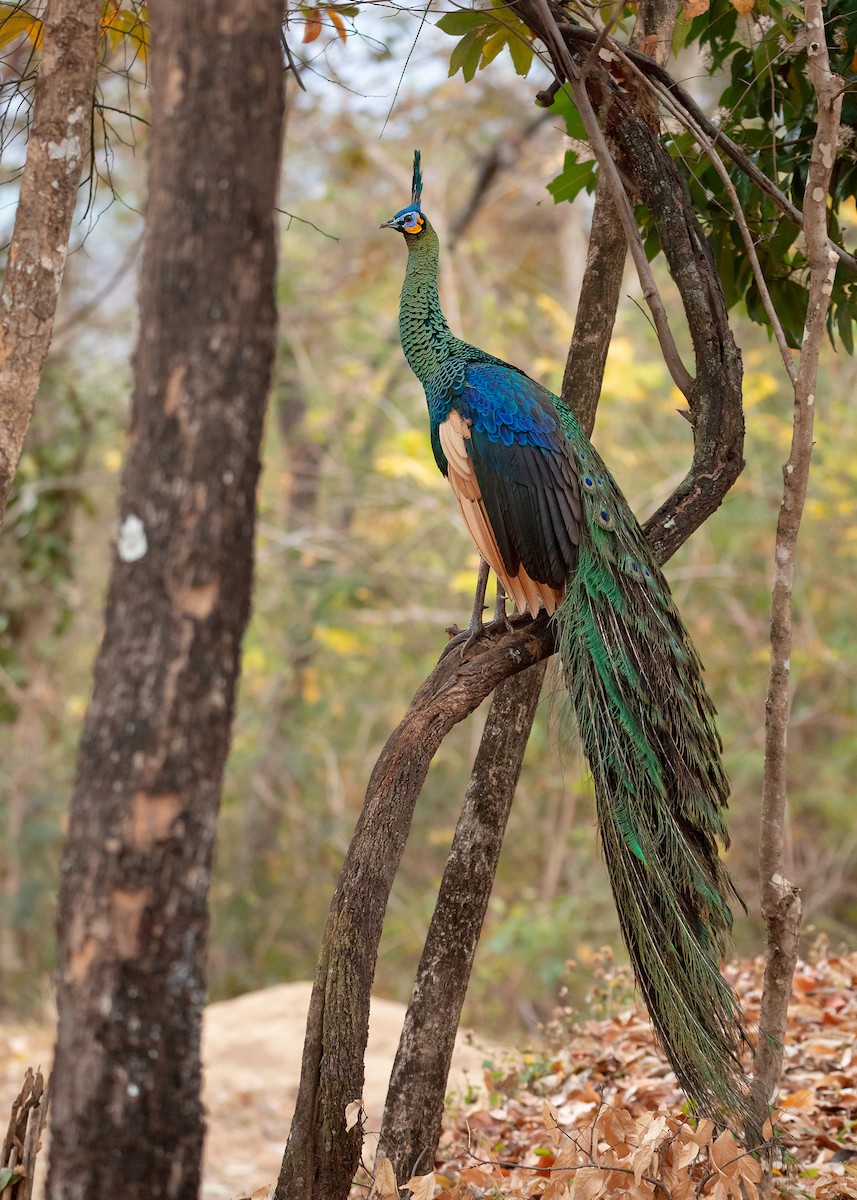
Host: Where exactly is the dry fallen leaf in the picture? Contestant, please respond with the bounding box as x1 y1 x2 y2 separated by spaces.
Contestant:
403 1171 436 1200
370 1156 399 1200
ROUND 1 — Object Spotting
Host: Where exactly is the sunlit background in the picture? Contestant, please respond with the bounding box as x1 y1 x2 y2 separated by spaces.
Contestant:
1 3 855 1038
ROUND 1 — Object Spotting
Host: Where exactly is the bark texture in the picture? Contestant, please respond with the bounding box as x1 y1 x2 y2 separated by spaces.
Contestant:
280 8 746 1197
752 0 842 1126
378 663 547 1181
0 0 101 524
47 3 285 1197
276 618 555 1200
560 174 625 430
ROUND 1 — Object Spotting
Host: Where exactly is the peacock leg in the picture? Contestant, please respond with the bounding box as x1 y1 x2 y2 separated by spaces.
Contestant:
467 556 491 635
441 558 490 657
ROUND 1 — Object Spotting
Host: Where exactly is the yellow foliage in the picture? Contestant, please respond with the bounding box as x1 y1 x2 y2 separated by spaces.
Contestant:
603 338 666 405
314 625 366 656
450 566 481 595
103 447 123 473
243 645 268 675
64 694 87 721
0 6 42 49
742 369 779 410
300 666 320 705
374 429 443 490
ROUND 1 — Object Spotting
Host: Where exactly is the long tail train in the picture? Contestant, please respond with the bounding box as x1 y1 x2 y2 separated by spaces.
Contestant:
553 431 753 1128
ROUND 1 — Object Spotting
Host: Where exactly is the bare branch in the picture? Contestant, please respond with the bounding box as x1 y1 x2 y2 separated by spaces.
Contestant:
751 0 843 1126
527 0 695 397
552 19 857 277
641 72 798 385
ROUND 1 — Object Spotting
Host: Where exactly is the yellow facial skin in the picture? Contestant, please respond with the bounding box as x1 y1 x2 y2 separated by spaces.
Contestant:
403 214 424 235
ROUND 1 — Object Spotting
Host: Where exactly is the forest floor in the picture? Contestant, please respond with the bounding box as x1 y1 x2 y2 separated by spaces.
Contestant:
1 948 854 1199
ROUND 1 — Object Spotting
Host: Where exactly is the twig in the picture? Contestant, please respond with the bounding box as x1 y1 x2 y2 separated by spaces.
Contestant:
752 0 843 1141
449 111 552 247
641 72 797 384
461 1146 677 1200
579 0 625 77
280 28 307 91
529 0 694 397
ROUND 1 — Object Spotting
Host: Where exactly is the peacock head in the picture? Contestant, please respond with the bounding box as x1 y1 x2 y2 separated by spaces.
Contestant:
380 204 426 238
380 149 429 242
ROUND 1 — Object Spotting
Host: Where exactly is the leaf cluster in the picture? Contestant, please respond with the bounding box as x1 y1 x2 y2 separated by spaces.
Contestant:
436 5 535 82
678 0 857 350
440 0 857 352
0 1 148 58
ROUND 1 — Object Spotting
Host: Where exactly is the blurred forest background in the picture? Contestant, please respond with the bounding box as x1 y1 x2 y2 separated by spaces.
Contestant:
0 2 855 1039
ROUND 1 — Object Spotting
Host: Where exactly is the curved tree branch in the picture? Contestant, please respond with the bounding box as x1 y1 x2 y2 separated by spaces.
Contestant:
552 20 857 277
279 6 749 1195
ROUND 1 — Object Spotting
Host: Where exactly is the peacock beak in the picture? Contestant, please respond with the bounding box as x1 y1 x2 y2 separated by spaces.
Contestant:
379 218 397 229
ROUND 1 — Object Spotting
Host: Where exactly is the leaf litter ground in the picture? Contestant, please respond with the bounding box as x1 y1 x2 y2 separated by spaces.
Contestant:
354 945 857 1200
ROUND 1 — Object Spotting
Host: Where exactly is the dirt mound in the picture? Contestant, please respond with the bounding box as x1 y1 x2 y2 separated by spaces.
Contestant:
201 982 491 1197
1 983 494 1199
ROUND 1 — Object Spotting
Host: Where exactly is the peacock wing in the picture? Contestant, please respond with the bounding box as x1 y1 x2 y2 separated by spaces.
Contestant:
444 363 582 601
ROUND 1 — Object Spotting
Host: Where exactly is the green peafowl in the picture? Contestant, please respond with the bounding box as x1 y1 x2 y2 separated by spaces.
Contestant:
382 151 754 1131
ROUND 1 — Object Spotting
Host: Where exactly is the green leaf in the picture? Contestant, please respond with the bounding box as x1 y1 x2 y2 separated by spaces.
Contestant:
436 10 487 36
507 31 533 75
546 152 597 204
462 31 484 81
0 1168 22 1189
479 27 508 68
448 28 482 78
541 87 587 141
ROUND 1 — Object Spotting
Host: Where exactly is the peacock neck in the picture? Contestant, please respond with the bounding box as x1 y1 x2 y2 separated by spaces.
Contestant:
398 221 456 387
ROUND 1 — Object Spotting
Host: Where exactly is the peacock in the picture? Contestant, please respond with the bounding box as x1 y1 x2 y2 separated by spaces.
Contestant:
382 151 754 1131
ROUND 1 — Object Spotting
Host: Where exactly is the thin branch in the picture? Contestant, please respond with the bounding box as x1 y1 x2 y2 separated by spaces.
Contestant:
529 0 694 396
640 71 797 384
752 0 843 1130
448 110 552 247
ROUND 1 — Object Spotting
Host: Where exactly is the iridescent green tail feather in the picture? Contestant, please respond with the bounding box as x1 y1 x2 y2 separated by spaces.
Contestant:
553 405 754 1128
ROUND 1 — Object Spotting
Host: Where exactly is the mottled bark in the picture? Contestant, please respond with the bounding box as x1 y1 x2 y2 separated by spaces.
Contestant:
377 5 688 1181
752 0 841 1134
513 0 744 559
560 175 626 431
47 2 285 1198
0 0 101 524
378 664 547 1182
276 617 553 1200
560 4 677 426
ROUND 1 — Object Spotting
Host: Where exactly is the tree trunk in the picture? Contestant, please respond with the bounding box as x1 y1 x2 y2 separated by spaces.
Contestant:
0 0 101 523
47 3 285 1197
378 664 547 1182
276 619 554 1200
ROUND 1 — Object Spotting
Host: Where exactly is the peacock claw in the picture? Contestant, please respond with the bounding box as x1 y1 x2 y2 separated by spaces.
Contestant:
441 615 485 660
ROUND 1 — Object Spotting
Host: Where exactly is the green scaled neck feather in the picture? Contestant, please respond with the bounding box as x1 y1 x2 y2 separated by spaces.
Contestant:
398 221 457 386
382 150 759 1145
